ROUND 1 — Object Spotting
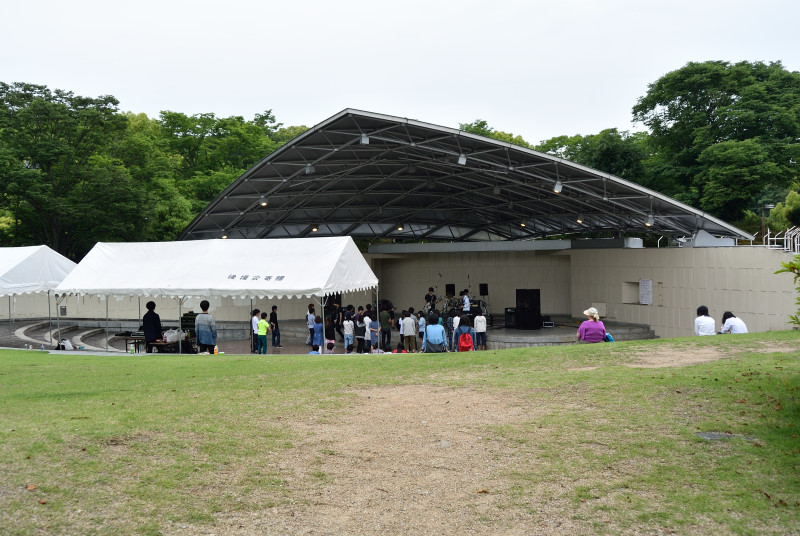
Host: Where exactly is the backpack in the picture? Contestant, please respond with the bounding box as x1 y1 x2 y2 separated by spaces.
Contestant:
457 330 474 352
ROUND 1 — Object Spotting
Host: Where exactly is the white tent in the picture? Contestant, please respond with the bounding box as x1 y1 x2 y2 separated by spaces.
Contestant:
0 245 77 345
0 245 77 296
56 237 378 299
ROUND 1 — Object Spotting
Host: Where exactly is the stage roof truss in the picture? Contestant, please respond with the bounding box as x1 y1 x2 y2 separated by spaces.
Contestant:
181 109 752 243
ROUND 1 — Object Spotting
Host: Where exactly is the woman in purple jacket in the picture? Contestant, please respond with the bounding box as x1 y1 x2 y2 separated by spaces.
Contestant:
577 307 606 343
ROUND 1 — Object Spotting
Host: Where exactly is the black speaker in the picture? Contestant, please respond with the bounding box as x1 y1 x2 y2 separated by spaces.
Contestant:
445 283 455 297
515 289 541 313
479 283 488 296
516 310 542 330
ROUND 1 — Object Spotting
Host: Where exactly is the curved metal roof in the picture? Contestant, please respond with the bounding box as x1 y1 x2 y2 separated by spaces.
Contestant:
180 109 752 242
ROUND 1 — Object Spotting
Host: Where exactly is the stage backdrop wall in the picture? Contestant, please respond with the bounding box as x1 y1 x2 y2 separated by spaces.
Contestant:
368 250 572 319
567 246 795 338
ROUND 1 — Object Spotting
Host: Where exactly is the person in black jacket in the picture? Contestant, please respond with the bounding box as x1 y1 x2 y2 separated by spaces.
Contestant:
142 301 163 353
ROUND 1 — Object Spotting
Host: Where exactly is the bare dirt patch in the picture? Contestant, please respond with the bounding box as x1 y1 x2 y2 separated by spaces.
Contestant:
205 384 590 535
626 346 727 368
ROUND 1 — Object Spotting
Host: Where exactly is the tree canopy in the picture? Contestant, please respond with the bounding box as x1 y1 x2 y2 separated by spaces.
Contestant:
0 82 306 259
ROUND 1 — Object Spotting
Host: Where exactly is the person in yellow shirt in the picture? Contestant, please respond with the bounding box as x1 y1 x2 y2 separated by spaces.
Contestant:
257 312 270 354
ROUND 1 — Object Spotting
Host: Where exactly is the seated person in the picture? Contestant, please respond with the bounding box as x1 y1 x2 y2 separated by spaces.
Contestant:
720 311 748 334
694 305 716 336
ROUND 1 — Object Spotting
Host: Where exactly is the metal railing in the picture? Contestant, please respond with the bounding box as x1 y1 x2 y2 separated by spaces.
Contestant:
765 227 800 254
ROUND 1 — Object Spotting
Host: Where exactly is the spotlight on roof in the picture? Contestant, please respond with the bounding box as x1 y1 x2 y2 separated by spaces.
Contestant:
397 223 405 231
520 222 526 227
221 231 228 239
553 180 563 194
305 163 315 175
311 224 319 232
259 196 268 207
458 153 467 165
576 213 584 224
360 133 369 145
645 213 654 227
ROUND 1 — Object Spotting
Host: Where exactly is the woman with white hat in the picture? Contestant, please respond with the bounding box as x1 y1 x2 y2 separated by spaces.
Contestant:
577 307 606 343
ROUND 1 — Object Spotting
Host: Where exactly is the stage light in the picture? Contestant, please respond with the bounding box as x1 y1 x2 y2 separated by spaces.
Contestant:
397 223 405 231
458 153 467 165
360 133 369 144
259 196 268 207
305 163 315 174
311 224 319 232
520 222 526 227
645 213 654 227
576 213 584 224
553 180 563 194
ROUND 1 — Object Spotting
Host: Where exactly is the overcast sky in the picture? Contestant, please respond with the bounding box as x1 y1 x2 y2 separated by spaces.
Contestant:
3 0 799 144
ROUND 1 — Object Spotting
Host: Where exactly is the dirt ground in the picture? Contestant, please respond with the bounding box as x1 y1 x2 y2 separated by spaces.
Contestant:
170 341 797 535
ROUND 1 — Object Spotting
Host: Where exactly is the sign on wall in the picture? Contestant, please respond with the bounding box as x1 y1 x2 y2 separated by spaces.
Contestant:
639 279 653 305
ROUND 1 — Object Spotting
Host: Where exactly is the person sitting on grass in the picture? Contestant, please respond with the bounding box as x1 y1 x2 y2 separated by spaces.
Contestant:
309 344 320 355
393 342 407 353
325 342 335 354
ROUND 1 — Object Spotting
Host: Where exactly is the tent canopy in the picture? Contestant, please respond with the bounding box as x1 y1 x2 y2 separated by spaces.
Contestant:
55 237 378 299
0 245 77 296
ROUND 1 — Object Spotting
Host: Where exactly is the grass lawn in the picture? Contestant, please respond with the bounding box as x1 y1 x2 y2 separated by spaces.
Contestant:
0 332 798 535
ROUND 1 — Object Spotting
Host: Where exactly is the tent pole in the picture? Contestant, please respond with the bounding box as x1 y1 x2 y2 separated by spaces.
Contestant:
8 295 11 343
55 295 61 347
138 297 141 325
105 296 109 352
47 291 52 342
178 297 183 354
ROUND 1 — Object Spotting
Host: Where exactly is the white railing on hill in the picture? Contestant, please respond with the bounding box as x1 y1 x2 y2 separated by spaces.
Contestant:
765 227 800 254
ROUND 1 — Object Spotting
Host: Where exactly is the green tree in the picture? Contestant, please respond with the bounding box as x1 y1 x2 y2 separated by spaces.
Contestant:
0 82 143 258
633 60 800 221
459 119 533 149
535 129 651 186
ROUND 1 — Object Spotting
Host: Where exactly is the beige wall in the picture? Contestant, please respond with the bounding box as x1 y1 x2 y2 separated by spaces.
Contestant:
370 250 572 316
567 246 796 338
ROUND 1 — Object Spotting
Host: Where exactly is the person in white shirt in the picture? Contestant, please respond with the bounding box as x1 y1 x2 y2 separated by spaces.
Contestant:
720 311 748 334
251 309 260 354
342 316 355 349
694 305 716 336
473 312 487 350
402 311 417 352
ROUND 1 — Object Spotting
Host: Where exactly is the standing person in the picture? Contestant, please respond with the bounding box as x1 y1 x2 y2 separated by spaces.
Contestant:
324 318 336 350
446 310 456 351
368 314 380 353
473 310 487 350
417 311 426 346
424 287 438 313
577 307 606 343
257 312 270 354
402 310 417 352
313 315 324 348
269 305 281 348
142 301 163 354
421 312 448 353
379 305 393 349
462 288 471 317
694 305 716 336
342 313 355 350
453 314 476 352
330 300 344 342
195 300 217 354
306 304 316 346
250 309 260 354
355 311 367 354
720 311 748 334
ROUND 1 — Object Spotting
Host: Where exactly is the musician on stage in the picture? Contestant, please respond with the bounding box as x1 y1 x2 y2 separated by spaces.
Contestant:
424 287 438 313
